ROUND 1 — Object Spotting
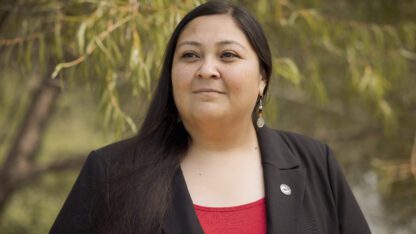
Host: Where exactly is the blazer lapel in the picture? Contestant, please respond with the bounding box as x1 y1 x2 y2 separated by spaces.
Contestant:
258 127 306 234
162 168 204 234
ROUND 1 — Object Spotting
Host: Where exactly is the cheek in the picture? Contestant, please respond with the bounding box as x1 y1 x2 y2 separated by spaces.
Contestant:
172 63 193 84
226 67 261 95
172 65 187 93
171 64 193 112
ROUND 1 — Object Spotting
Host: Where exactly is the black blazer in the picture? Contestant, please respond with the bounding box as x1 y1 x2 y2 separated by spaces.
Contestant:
51 127 371 234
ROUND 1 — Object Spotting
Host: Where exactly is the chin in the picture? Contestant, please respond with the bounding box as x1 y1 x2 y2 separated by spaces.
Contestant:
191 111 225 121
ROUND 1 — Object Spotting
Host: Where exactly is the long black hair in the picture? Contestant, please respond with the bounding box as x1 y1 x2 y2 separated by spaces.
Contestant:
102 1 272 233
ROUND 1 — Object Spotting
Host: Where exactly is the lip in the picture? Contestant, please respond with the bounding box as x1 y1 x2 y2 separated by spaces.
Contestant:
193 88 225 94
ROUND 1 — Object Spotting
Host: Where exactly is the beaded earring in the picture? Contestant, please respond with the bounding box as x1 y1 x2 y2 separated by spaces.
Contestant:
257 96 265 128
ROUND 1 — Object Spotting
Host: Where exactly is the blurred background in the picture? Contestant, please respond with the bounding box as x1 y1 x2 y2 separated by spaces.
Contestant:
0 0 415 233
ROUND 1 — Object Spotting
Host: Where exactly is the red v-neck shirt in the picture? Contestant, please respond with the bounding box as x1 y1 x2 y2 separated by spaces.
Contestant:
193 197 267 234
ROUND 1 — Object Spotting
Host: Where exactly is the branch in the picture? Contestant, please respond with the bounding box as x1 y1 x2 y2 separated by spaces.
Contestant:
0 32 42 46
0 154 86 216
51 15 133 78
25 154 87 182
1 154 86 187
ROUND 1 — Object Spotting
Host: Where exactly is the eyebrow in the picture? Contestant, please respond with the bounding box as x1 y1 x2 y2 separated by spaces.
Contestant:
176 40 246 50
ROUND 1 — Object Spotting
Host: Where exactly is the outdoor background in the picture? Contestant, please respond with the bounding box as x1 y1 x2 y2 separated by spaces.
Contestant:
0 0 415 233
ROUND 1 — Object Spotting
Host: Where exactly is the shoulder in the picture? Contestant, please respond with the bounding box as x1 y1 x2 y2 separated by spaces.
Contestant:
262 129 371 232
263 128 330 161
263 128 351 194
259 127 334 176
87 136 138 166
72 137 137 184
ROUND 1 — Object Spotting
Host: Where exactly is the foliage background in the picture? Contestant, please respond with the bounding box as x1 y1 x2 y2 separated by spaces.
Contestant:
0 0 415 233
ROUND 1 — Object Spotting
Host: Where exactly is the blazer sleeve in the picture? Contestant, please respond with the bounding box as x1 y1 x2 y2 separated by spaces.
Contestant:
325 145 371 234
50 151 109 234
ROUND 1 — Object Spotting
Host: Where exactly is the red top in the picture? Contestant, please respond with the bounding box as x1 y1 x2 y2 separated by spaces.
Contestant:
193 198 267 234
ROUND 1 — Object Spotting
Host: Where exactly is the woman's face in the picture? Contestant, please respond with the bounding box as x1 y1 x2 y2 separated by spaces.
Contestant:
171 14 266 127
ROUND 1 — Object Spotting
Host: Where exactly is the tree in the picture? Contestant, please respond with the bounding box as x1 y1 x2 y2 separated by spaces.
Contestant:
0 0 199 220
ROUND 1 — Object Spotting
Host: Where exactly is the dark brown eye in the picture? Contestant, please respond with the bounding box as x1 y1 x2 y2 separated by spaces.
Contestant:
182 52 198 59
221 52 236 58
220 51 239 61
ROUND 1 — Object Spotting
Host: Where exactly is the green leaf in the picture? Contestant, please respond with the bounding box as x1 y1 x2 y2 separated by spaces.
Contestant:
77 21 88 54
274 57 302 86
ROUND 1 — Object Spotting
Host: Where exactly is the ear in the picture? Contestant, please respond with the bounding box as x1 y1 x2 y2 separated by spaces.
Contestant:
258 76 266 96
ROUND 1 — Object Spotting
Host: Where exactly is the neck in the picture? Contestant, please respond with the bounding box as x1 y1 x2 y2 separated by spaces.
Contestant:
184 119 258 154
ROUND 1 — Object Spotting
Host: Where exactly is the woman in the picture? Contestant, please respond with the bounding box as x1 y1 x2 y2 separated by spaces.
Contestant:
50 1 371 233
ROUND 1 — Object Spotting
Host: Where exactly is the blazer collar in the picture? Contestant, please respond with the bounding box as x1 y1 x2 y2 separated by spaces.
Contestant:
163 126 306 234
257 126 299 169
257 126 306 234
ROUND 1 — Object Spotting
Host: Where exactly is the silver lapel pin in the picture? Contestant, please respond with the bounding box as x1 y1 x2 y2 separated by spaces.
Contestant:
280 184 291 195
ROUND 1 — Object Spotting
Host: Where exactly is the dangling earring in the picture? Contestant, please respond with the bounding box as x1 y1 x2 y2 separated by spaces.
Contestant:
257 96 265 128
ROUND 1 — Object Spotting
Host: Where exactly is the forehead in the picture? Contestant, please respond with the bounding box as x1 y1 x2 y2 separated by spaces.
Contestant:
176 14 251 47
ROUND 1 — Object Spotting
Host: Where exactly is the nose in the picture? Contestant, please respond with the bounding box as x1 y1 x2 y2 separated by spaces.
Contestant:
196 57 220 79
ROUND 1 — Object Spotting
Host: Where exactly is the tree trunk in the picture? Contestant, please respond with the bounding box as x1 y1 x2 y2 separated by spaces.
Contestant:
0 77 61 217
